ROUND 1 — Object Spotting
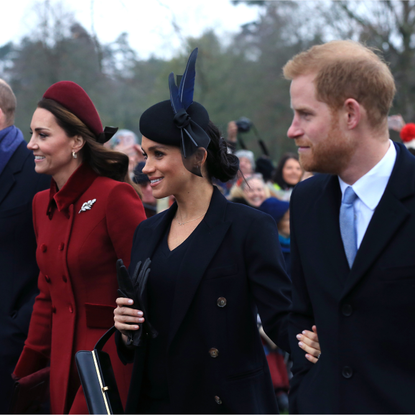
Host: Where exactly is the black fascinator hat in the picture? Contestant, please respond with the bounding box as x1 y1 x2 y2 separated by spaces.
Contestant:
139 48 211 177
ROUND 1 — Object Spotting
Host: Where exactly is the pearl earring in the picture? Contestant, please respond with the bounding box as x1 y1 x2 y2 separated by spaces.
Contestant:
72 151 77 159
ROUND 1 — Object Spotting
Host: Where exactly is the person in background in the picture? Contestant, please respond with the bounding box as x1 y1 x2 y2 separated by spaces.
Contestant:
272 152 303 200
258 198 291 277
133 161 157 217
0 79 50 413
235 149 255 177
13 81 146 414
229 173 270 207
106 128 145 178
399 122 415 156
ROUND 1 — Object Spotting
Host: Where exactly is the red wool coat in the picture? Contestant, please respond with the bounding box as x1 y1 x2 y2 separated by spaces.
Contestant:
13 164 146 414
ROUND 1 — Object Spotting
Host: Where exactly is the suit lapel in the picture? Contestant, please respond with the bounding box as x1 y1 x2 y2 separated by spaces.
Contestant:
342 143 415 297
135 204 177 261
168 188 231 347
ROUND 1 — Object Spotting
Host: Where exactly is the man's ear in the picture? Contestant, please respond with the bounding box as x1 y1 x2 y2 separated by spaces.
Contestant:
343 98 361 130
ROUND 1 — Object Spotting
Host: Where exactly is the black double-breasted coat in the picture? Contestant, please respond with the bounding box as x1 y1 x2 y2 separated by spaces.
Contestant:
289 142 415 413
117 187 292 414
0 141 50 412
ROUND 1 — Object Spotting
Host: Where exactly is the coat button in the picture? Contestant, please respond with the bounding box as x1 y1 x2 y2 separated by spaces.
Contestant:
342 304 353 316
342 366 353 378
62 275 67 283
209 348 219 358
44 275 51 283
41 244 47 253
69 304 73 313
217 297 227 307
58 243 65 251
214 396 222 405
52 306 57 314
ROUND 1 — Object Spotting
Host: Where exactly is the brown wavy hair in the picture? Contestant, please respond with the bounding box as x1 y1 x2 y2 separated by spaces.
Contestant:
37 98 141 197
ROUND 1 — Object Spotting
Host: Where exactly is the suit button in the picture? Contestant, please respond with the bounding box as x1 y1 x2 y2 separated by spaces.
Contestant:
58 243 65 251
217 297 227 307
214 396 222 405
41 244 47 253
45 275 51 283
342 366 353 378
52 306 57 314
209 348 219 358
69 304 73 313
342 304 353 316
62 275 67 282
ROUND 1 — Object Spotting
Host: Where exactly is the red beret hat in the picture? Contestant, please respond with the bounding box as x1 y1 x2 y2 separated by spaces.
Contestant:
43 81 116 143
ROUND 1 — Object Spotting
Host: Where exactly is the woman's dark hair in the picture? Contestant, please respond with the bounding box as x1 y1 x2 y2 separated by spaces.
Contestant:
37 98 141 196
205 121 239 182
272 152 300 190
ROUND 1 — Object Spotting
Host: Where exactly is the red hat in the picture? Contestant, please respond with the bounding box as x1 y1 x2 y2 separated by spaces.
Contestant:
43 81 116 143
400 123 415 150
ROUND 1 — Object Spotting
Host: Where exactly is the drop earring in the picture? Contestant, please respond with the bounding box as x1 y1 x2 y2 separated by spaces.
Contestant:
72 151 77 159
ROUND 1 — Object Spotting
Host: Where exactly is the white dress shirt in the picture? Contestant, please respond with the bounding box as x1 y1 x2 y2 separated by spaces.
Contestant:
338 140 397 248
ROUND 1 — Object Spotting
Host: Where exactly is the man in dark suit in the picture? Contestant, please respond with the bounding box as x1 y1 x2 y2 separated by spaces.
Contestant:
284 40 415 413
0 79 50 412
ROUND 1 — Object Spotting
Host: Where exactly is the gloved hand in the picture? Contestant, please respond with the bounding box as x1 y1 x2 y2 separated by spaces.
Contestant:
116 258 158 347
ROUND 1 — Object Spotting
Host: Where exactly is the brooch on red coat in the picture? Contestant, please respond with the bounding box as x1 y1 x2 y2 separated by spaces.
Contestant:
79 199 97 214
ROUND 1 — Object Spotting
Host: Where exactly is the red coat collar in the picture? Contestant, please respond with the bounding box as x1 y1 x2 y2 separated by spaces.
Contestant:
47 163 98 218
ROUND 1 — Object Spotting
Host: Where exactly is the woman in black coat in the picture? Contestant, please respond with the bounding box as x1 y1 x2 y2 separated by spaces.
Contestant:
114 49 319 414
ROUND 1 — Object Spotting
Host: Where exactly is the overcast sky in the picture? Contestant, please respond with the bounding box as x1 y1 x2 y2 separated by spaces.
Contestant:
1 0 261 59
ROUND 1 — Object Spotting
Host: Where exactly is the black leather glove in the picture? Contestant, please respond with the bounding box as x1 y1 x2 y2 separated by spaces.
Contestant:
116 258 158 347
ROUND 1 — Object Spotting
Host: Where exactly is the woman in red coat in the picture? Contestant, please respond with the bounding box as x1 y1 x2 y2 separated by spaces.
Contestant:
13 81 146 414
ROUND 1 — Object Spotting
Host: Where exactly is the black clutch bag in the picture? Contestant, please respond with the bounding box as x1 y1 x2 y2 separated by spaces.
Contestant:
75 326 124 414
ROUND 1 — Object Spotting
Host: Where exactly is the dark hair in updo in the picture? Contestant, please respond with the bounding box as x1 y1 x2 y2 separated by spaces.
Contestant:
205 121 239 182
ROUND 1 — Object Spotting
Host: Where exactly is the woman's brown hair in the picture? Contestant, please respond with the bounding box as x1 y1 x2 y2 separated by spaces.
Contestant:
37 98 141 197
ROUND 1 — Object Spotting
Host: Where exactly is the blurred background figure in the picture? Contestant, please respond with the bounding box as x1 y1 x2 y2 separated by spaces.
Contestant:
0 79 50 413
133 161 157 217
106 129 145 178
255 155 275 184
229 173 269 207
399 122 415 156
235 149 255 177
258 198 291 277
272 152 302 200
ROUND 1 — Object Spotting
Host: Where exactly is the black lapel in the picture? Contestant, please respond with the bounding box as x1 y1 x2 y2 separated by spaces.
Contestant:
314 175 350 293
342 143 415 297
0 143 28 206
167 187 231 347
135 203 177 261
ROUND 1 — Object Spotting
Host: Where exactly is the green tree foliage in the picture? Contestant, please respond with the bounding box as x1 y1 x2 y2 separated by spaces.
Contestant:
2 0 414 163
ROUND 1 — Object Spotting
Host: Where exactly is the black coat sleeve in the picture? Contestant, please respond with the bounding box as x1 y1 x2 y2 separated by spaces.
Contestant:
244 212 292 353
288 186 315 413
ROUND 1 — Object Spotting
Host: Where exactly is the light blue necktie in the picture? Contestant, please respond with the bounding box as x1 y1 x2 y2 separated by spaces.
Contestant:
340 186 358 268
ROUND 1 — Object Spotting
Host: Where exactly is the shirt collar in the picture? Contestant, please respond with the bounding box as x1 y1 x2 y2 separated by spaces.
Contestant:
338 140 396 211
47 163 98 219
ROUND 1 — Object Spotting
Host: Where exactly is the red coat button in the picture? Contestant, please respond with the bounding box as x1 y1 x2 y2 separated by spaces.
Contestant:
44 275 51 283
52 306 57 314
41 244 47 253
69 305 73 313
58 243 65 251
62 275 67 283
